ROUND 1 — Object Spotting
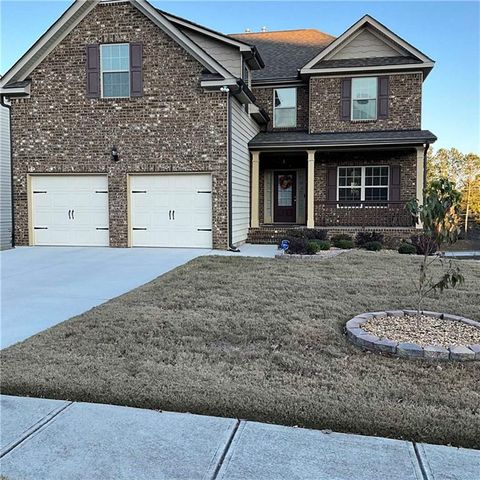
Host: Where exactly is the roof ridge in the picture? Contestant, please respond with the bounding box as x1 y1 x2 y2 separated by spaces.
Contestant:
230 28 335 37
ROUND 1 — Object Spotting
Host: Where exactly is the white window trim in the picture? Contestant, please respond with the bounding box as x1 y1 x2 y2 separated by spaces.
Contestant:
100 43 130 99
351 77 377 121
273 87 297 128
337 165 389 204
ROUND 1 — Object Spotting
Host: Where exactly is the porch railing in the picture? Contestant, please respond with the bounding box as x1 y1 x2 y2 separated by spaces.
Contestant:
314 201 415 228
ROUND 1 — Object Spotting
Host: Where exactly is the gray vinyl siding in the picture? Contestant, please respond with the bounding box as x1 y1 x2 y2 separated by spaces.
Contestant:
183 29 242 77
0 104 12 249
231 98 260 245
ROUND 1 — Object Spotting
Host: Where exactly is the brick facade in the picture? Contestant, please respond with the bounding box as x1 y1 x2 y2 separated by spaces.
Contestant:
309 73 422 133
10 2 229 248
253 85 309 131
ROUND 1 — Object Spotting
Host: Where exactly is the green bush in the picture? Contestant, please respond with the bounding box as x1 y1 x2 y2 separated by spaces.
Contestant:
285 228 328 241
331 234 353 248
335 239 354 249
364 241 383 251
307 240 321 255
398 242 417 255
355 231 384 247
316 240 331 251
285 237 309 255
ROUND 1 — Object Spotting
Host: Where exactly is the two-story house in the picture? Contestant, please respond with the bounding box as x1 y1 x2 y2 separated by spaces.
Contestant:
0 0 436 250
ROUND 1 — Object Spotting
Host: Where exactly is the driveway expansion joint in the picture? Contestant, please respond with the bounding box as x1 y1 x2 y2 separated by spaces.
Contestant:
412 442 430 480
0 400 73 458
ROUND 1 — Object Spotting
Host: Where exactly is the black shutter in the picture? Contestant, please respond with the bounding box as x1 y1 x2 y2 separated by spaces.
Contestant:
86 44 100 98
378 76 389 119
327 167 337 202
389 165 401 207
130 42 143 97
340 78 351 120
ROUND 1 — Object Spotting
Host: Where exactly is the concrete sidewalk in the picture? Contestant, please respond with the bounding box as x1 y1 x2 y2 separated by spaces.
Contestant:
1 395 478 480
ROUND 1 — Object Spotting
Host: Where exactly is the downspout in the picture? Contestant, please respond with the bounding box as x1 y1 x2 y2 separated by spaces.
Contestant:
1 94 14 248
226 90 240 252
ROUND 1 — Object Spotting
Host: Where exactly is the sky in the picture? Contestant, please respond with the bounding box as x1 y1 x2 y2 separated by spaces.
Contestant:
0 0 479 153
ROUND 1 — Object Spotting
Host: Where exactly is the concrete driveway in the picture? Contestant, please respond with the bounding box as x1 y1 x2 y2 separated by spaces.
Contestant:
1 245 277 349
0 246 210 348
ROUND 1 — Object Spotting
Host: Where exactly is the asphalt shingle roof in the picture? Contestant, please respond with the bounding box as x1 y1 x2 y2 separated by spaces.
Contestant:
249 130 437 148
230 29 335 81
313 56 423 69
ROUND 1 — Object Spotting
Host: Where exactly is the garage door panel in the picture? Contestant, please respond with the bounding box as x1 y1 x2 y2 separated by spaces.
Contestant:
31 176 109 247
130 174 212 248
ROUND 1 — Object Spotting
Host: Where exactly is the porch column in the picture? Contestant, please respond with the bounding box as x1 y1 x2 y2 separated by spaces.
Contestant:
251 151 260 228
416 146 425 229
307 150 315 228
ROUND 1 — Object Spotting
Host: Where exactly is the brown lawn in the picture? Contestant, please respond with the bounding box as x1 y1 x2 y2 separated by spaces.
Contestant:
1 250 479 448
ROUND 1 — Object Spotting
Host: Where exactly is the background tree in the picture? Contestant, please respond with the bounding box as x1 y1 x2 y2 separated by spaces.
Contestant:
427 148 480 234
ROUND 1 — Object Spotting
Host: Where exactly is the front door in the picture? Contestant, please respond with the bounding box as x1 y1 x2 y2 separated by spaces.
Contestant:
274 171 296 223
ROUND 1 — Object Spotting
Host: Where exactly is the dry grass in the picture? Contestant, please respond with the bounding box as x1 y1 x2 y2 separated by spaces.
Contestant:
1 250 479 448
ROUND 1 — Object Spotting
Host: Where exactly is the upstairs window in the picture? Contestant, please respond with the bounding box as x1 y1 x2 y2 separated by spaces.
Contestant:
101 44 130 98
351 77 377 120
274 88 297 128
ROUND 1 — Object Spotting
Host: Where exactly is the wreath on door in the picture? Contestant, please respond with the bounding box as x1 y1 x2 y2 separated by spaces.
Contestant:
279 175 294 190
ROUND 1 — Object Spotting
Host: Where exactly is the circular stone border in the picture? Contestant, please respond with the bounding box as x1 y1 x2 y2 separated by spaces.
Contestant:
346 310 480 361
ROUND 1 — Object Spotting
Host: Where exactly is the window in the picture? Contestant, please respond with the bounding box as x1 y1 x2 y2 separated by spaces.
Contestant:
351 77 377 120
274 88 296 128
101 44 130 98
338 166 389 203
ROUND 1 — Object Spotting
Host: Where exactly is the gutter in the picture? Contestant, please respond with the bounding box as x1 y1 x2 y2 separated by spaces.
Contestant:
0 95 15 248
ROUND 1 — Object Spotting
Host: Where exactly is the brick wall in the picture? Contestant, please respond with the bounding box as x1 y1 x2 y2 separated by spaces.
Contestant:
10 2 229 248
314 149 417 226
253 85 309 131
309 73 422 133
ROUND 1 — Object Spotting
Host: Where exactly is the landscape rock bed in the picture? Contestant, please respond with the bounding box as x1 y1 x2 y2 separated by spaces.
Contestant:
346 310 480 361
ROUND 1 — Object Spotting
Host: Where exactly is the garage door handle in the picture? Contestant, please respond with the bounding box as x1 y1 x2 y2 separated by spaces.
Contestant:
71 209 75 220
172 210 175 220
169 210 171 220
68 209 71 219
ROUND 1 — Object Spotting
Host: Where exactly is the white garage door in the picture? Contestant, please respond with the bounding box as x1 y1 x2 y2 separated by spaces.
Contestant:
130 174 212 248
31 175 109 246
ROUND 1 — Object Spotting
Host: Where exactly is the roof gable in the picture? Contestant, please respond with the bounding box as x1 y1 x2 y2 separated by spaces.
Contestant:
301 15 434 74
1 0 235 89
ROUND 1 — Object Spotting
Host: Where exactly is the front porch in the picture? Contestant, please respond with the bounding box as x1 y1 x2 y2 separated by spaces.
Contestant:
248 143 426 245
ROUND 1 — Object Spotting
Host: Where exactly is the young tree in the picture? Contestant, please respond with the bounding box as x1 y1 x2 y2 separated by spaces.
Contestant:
407 179 464 313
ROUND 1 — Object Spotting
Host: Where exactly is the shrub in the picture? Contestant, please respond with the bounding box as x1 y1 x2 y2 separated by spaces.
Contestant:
364 241 383 251
398 242 417 255
285 228 328 241
355 231 384 248
316 240 331 251
331 234 353 248
285 237 309 255
410 234 438 256
335 239 354 249
306 240 321 255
